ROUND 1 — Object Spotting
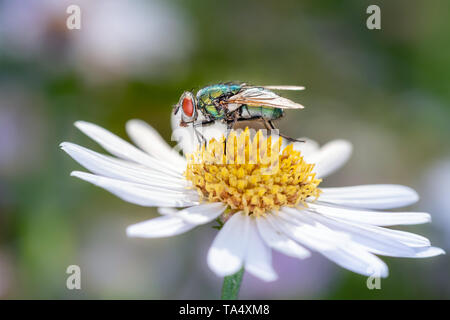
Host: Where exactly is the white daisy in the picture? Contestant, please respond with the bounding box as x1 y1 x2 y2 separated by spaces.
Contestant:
61 120 444 282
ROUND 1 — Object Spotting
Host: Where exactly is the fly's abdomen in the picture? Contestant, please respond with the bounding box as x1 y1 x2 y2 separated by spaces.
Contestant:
240 106 284 120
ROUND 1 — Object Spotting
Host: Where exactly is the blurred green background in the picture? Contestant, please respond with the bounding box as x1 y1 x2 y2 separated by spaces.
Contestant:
0 0 449 299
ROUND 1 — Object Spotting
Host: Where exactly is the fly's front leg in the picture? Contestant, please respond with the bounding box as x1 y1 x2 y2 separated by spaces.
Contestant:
193 119 216 128
193 126 206 145
192 119 216 146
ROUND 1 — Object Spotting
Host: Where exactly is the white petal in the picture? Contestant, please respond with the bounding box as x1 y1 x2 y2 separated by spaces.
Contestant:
207 212 249 277
314 213 431 248
74 121 183 176
157 207 179 215
292 138 319 158
245 218 278 282
126 216 195 238
256 216 311 259
319 185 419 209
320 242 389 278
170 126 197 156
61 142 188 190
409 247 445 258
306 140 352 178
267 212 350 252
308 202 431 226
276 210 388 277
301 210 420 258
174 202 226 225
126 119 186 167
171 111 228 155
71 171 198 207
194 121 229 147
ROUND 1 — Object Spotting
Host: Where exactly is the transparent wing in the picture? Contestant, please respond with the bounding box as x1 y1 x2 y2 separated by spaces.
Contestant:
250 85 305 91
227 88 304 109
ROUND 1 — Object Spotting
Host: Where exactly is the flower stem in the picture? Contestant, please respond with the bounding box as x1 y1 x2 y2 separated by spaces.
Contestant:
221 267 244 300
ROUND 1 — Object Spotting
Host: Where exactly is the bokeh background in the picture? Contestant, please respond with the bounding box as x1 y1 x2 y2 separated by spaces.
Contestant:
0 0 449 299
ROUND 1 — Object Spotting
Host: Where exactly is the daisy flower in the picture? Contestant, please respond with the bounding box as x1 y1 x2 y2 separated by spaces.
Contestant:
61 120 444 285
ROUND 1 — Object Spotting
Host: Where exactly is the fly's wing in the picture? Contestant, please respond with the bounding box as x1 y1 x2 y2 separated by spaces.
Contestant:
249 85 305 91
226 87 304 110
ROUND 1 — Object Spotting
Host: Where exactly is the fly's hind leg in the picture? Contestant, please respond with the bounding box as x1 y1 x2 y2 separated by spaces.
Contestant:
265 120 304 143
279 134 304 143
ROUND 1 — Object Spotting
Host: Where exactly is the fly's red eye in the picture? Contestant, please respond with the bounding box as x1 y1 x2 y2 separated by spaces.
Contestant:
182 97 194 117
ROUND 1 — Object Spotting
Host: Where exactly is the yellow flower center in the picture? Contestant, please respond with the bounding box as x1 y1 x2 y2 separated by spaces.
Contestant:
185 128 322 217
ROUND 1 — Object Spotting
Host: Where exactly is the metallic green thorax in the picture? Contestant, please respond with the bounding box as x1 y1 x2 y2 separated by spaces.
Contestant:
196 83 241 119
196 83 284 121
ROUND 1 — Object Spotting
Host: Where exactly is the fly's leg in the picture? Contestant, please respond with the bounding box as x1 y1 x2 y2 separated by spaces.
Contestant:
279 134 304 143
193 126 206 145
264 119 275 130
221 113 241 156
220 113 239 151
192 119 217 146
225 113 265 138
265 120 304 143
193 119 216 128
223 114 305 144
227 112 239 130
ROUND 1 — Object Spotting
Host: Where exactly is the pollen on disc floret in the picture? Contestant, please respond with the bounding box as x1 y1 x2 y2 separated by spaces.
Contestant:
184 128 322 217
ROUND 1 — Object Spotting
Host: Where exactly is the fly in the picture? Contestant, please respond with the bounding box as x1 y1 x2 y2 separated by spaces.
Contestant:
173 82 305 143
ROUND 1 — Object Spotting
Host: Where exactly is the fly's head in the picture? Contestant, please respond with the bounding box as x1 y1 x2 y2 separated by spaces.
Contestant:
173 91 198 127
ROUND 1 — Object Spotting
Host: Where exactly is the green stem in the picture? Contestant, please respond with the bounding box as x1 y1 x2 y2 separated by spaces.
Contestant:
221 268 244 300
